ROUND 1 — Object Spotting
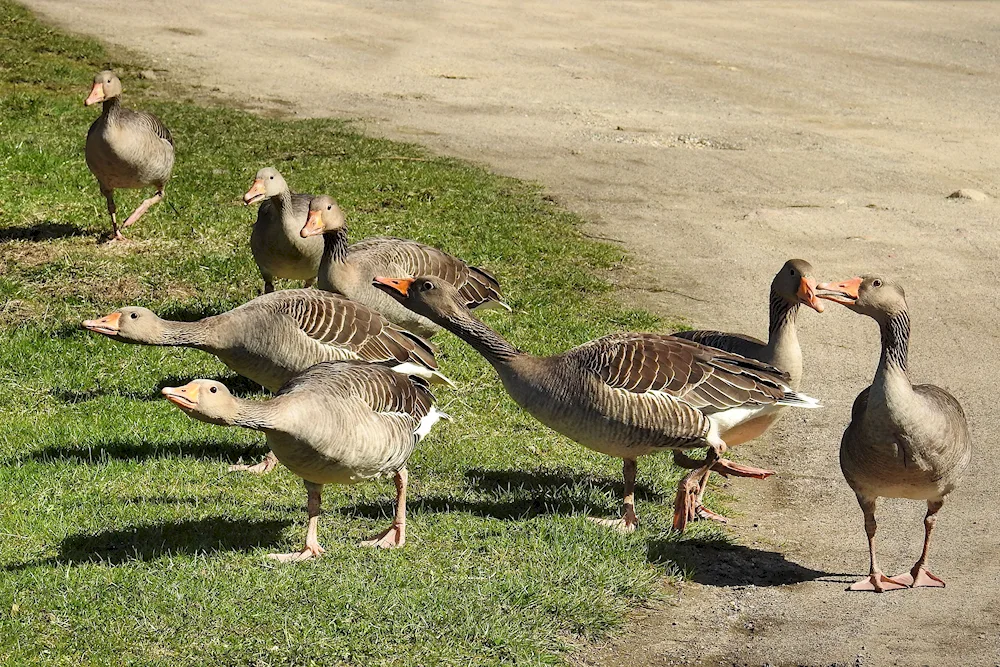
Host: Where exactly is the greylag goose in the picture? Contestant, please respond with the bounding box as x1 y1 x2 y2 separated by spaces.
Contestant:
301 195 509 338
373 276 819 532
85 71 174 242
83 289 452 474
162 362 447 560
671 259 824 522
817 276 971 592
243 167 323 294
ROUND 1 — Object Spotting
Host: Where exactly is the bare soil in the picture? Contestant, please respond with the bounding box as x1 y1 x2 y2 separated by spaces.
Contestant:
24 1 1000 665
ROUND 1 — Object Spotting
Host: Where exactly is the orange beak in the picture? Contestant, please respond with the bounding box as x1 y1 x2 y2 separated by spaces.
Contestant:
797 276 824 313
84 82 104 106
815 277 863 305
242 179 267 205
161 383 200 410
372 276 414 297
300 209 326 238
81 311 122 336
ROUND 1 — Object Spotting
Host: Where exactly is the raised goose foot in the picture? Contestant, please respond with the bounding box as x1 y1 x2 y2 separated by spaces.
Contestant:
359 523 406 549
267 543 325 563
229 451 279 475
712 459 775 479
104 231 130 244
848 572 908 593
892 567 945 589
587 509 639 534
694 504 729 523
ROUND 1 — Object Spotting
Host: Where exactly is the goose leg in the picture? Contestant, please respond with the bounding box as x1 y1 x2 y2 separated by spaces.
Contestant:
848 494 907 592
892 500 946 588
270 481 325 562
672 451 772 523
588 458 639 533
100 187 127 243
262 278 275 295
673 441 724 532
361 468 408 548
229 450 279 475
303 278 315 289
119 188 164 233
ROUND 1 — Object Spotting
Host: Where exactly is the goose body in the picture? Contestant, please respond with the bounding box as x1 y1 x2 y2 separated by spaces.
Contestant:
162 362 446 559
84 71 174 241
243 167 323 293
671 259 823 520
373 276 819 532
817 276 971 592
301 196 508 337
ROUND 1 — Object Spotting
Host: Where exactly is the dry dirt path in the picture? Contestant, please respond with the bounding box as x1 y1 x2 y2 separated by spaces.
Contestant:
24 1 1000 665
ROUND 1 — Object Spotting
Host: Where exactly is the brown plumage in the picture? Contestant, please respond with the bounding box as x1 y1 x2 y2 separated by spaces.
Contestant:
162 362 447 560
817 275 971 592
84 70 174 242
373 275 819 533
301 195 509 337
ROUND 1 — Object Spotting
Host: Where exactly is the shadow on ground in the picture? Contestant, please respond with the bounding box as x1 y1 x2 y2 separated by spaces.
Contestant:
0 221 88 242
6 517 291 568
21 438 267 465
649 536 838 587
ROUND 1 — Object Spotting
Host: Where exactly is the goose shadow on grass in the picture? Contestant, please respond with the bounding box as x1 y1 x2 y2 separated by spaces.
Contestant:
49 374 265 404
6 517 291 569
0 221 88 242
339 467 665 522
648 536 844 587
21 438 268 466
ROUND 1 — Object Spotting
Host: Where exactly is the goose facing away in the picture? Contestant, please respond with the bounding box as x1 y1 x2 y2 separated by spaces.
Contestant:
162 362 447 559
82 289 452 473
243 167 323 294
671 259 824 522
817 276 971 592
85 70 174 242
301 195 509 338
373 276 820 533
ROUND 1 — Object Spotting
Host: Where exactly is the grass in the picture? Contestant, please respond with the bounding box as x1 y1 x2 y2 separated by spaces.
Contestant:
0 3 725 664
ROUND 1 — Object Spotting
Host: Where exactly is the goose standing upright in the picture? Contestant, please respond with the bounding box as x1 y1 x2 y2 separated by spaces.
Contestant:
373 276 820 532
301 195 508 337
84 70 174 242
817 276 971 592
83 289 451 473
243 167 323 294
162 362 447 560
671 259 824 521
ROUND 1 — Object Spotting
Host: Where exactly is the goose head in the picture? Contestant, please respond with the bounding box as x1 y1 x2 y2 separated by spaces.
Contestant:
773 259 824 312
372 275 470 324
82 306 165 344
161 380 237 426
243 167 288 205
300 195 347 238
816 275 907 321
85 70 122 106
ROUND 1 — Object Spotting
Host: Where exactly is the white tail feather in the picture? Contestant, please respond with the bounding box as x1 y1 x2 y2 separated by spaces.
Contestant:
778 390 822 409
391 362 456 388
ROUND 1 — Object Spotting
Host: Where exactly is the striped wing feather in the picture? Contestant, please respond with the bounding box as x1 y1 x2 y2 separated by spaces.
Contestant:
671 329 765 357
122 107 173 146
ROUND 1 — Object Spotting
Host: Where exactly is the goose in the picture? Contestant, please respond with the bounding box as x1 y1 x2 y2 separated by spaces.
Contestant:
162 361 447 560
243 167 323 294
85 70 174 242
82 289 452 474
671 259 824 522
816 276 971 592
301 195 509 337
372 276 820 533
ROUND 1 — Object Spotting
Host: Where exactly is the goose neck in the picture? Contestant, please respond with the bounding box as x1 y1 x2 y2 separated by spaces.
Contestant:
443 313 522 368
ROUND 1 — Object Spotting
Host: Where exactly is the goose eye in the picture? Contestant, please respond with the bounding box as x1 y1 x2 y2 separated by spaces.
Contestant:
327 205 332 210
269 176 274 180
421 281 434 292
789 268 795 276
210 386 218 394
872 279 882 288
130 312 138 319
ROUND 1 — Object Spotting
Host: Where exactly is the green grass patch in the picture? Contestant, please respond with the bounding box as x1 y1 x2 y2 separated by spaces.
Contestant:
0 3 724 664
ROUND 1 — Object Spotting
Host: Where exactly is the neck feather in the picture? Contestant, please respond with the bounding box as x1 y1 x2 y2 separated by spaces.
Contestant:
441 312 522 366
229 398 278 430
322 228 350 265
878 310 910 375
767 292 799 340
101 97 121 117
159 319 212 348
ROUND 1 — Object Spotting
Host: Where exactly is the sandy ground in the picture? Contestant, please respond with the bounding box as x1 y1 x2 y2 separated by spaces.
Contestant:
23 1 1000 665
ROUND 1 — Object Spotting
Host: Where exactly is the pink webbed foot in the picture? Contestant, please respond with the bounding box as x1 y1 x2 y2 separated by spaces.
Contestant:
694 504 729 524
672 480 699 532
588 510 639 534
711 459 775 480
892 567 945 589
359 523 406 549
229 451 279 475
267 543 325 563
848 572 908 593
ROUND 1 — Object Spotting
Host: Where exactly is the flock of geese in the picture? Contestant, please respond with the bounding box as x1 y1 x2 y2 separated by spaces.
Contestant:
78 71 971 590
